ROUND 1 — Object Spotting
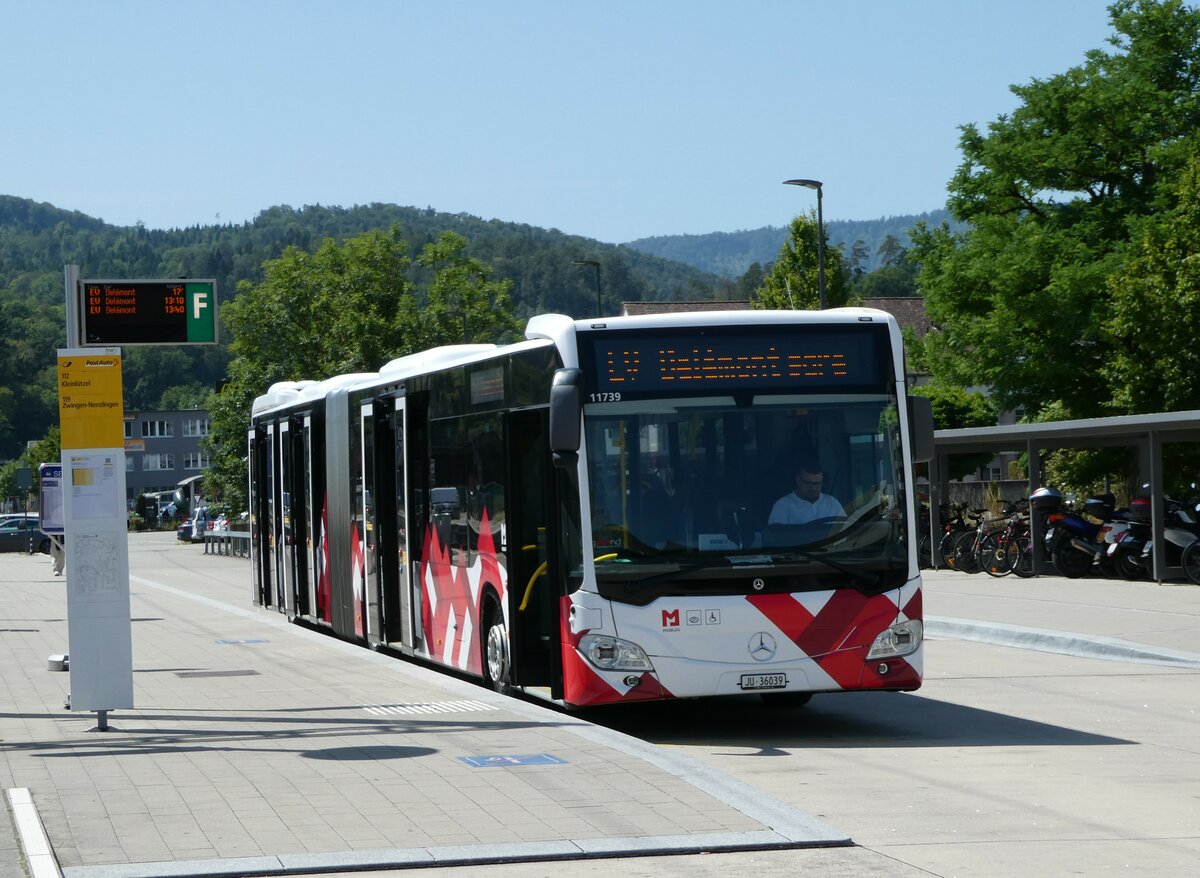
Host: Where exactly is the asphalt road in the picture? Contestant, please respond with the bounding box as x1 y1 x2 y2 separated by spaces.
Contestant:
6 536 1198 877
346 569 1200 877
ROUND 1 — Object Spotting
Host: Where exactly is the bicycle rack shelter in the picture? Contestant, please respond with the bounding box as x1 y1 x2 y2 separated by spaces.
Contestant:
927 409 1200 581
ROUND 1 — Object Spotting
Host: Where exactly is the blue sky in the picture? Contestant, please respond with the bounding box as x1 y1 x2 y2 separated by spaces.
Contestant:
3 1 1119 243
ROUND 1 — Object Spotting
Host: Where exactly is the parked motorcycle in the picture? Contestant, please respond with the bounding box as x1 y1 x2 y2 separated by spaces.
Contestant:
1106 496 1151 580
1135 497 1200 579
1043 491 1121 579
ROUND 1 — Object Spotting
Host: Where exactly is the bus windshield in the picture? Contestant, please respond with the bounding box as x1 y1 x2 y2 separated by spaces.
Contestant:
583 391 910 600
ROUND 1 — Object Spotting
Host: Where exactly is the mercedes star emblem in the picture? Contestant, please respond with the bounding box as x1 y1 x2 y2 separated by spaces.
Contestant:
748 632 777 661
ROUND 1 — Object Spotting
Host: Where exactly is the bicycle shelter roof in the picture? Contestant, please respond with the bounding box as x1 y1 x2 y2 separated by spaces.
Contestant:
933 408 1200 455
927 408 1200 582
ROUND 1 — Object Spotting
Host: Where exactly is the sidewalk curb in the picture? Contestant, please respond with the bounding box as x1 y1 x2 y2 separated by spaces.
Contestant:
926 615 1200 669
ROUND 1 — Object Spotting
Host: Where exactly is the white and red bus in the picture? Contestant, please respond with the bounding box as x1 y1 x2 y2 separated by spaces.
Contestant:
249 308 934 708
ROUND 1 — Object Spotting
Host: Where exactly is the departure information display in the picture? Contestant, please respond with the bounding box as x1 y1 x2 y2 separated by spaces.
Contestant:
580 326 888 398
78 279 217 345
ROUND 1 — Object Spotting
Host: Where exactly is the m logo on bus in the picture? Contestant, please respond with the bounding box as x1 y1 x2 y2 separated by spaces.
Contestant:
662 609 680 628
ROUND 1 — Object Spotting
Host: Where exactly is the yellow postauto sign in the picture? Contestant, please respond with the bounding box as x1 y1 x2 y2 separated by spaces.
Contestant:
58 349 124 449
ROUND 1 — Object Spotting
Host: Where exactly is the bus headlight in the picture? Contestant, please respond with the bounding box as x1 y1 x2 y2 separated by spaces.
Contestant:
866 620 923 660
579 634 654 671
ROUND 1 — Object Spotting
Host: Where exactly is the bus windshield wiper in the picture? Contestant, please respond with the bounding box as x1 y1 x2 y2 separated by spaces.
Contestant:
613 550 881 592
618 558 744 592
768 547 882 588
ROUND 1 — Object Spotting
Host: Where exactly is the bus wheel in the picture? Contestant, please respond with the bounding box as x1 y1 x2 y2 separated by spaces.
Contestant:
760 692 812 708
482 601 511 693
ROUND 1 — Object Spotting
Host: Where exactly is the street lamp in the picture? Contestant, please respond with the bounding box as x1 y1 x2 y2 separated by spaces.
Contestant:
571 259 602 317
783 179 826 309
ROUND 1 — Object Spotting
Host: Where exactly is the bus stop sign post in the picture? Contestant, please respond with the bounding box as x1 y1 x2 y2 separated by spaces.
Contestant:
58 265 220 730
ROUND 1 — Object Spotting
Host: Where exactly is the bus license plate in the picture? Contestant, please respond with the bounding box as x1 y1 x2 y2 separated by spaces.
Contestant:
740 673 787 691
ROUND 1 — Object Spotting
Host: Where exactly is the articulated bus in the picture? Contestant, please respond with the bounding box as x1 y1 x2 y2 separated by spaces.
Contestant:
248 309 934 709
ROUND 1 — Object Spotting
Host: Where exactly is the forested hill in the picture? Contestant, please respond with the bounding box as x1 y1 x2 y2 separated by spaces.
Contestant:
625 209 959 277
0 195 733 459
0 196 724 318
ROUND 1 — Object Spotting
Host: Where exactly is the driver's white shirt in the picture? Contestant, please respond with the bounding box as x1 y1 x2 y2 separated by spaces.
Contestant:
768 492 845 525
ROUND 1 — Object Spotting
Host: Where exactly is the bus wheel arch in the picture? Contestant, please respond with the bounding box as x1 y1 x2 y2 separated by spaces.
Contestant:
480 588 510 693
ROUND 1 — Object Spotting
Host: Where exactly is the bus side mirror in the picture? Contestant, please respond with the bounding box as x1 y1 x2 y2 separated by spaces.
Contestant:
907 394 935 462
549 368 582 468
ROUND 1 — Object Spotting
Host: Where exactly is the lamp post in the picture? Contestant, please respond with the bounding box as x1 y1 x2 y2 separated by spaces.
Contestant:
783 179 826 309
571 259 602 317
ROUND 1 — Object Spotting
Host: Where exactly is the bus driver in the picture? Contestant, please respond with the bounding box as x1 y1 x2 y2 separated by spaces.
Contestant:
768 461 845 525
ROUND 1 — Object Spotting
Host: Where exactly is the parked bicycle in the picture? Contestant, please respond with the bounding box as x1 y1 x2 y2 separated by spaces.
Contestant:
937 503 978 570
976 499 1033 578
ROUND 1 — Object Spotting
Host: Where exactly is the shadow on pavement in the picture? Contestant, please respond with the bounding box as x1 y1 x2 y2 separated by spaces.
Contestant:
583 691 1132 749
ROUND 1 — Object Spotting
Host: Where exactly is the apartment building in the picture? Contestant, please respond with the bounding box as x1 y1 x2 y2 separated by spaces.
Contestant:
123 410 211 508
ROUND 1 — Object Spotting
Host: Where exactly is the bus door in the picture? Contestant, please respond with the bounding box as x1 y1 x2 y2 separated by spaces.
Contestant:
249 426 271 607
268 421 285 611
297 414 316 619
360 400 378 643
506 408 560 693
278 419 300 617
376 396 415 651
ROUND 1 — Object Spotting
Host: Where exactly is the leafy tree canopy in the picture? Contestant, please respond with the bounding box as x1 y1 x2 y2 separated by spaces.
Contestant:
912 383 997 479
752 212 850 310
207 228 522 510
912 0 1200 420
1102 154 1200 412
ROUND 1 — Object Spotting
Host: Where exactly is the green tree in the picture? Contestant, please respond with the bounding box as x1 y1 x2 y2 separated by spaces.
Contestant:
901 326 929 375
205 228 522 510
24 427 61 487
0 276 64 458
877 234 905 268
734 261 766 301
413 232 522 349
0 458 23 508
1103 155 1200 412
912 383 997 479
846 239 871 284
912 0 1200 419
123 348 220 411
1 426 63 506
752 212 849 310
207 228 417 509
156 383 213 411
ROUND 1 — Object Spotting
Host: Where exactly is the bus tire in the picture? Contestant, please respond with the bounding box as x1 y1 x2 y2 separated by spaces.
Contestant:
481 597 511 693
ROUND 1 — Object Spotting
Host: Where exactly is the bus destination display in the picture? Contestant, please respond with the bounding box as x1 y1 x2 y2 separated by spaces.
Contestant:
585 328 884 397
79 279 217 345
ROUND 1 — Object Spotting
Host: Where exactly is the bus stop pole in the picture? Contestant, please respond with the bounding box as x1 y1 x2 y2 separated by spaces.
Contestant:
64 264 79 347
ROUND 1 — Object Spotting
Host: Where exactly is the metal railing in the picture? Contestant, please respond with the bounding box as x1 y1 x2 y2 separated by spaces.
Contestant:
203 530 251 558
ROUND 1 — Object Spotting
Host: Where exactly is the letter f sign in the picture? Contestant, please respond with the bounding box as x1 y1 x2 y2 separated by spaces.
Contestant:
185 282 217 343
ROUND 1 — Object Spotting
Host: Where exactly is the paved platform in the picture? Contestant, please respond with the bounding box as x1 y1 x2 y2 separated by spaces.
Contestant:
1 534 845 878
922 566 1200 668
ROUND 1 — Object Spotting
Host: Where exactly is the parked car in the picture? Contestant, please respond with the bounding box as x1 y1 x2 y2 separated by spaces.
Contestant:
188 507 213 543
0 512 39 527
0 517 51 554
176 519 193 542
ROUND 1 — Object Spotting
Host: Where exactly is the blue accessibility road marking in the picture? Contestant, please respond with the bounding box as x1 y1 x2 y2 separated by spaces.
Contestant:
458 754 568 767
